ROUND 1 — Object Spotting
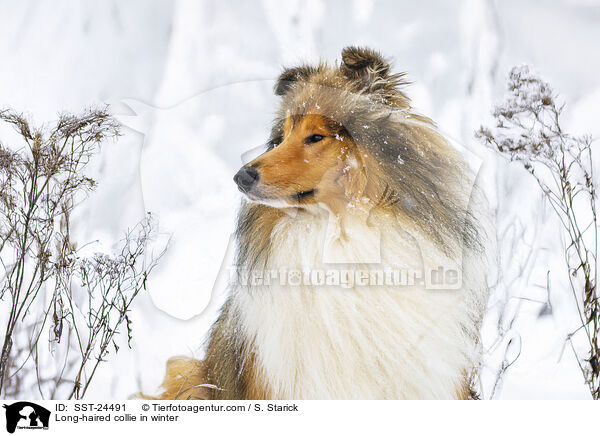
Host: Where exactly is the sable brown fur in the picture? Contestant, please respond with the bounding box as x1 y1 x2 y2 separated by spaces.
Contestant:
138 356 210 400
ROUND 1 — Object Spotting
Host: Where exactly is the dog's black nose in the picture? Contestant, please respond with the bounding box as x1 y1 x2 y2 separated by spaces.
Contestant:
234 167 260 192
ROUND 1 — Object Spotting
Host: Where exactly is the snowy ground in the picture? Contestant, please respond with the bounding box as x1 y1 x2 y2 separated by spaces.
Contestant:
1 0 599 399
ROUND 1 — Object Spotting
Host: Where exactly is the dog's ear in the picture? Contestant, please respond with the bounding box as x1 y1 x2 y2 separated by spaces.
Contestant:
341 47 389 74
340 46 410 105
340 46 392 88
274 65 316 96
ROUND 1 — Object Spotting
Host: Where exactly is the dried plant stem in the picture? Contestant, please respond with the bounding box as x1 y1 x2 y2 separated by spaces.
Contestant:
478 66 599 398
0 107 163 399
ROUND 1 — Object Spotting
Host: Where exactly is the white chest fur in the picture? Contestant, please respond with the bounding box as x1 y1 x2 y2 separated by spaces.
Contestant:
232 208 481 399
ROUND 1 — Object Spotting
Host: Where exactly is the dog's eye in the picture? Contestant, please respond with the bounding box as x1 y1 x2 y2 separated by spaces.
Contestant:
305 134 324 145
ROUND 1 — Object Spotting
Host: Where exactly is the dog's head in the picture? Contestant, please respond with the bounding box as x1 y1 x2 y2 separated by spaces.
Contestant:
234 47 411 213
234 47 478 254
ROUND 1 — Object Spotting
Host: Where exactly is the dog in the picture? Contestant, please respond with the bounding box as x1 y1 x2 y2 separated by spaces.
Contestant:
142 46 491 400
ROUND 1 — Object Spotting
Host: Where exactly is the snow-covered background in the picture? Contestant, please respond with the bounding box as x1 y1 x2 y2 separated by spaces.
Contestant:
1 0 599 399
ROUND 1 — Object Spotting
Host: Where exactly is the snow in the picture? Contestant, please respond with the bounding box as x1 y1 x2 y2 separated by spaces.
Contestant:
1 0 599 399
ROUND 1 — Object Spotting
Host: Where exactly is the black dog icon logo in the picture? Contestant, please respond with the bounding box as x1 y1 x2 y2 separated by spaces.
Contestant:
3 402 50 433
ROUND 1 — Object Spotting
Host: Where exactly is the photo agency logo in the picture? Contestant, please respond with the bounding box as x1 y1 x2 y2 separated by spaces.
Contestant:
228 266 463 290
2 402 50 433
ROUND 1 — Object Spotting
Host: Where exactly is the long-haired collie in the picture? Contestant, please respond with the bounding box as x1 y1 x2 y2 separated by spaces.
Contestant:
142 46 491 400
